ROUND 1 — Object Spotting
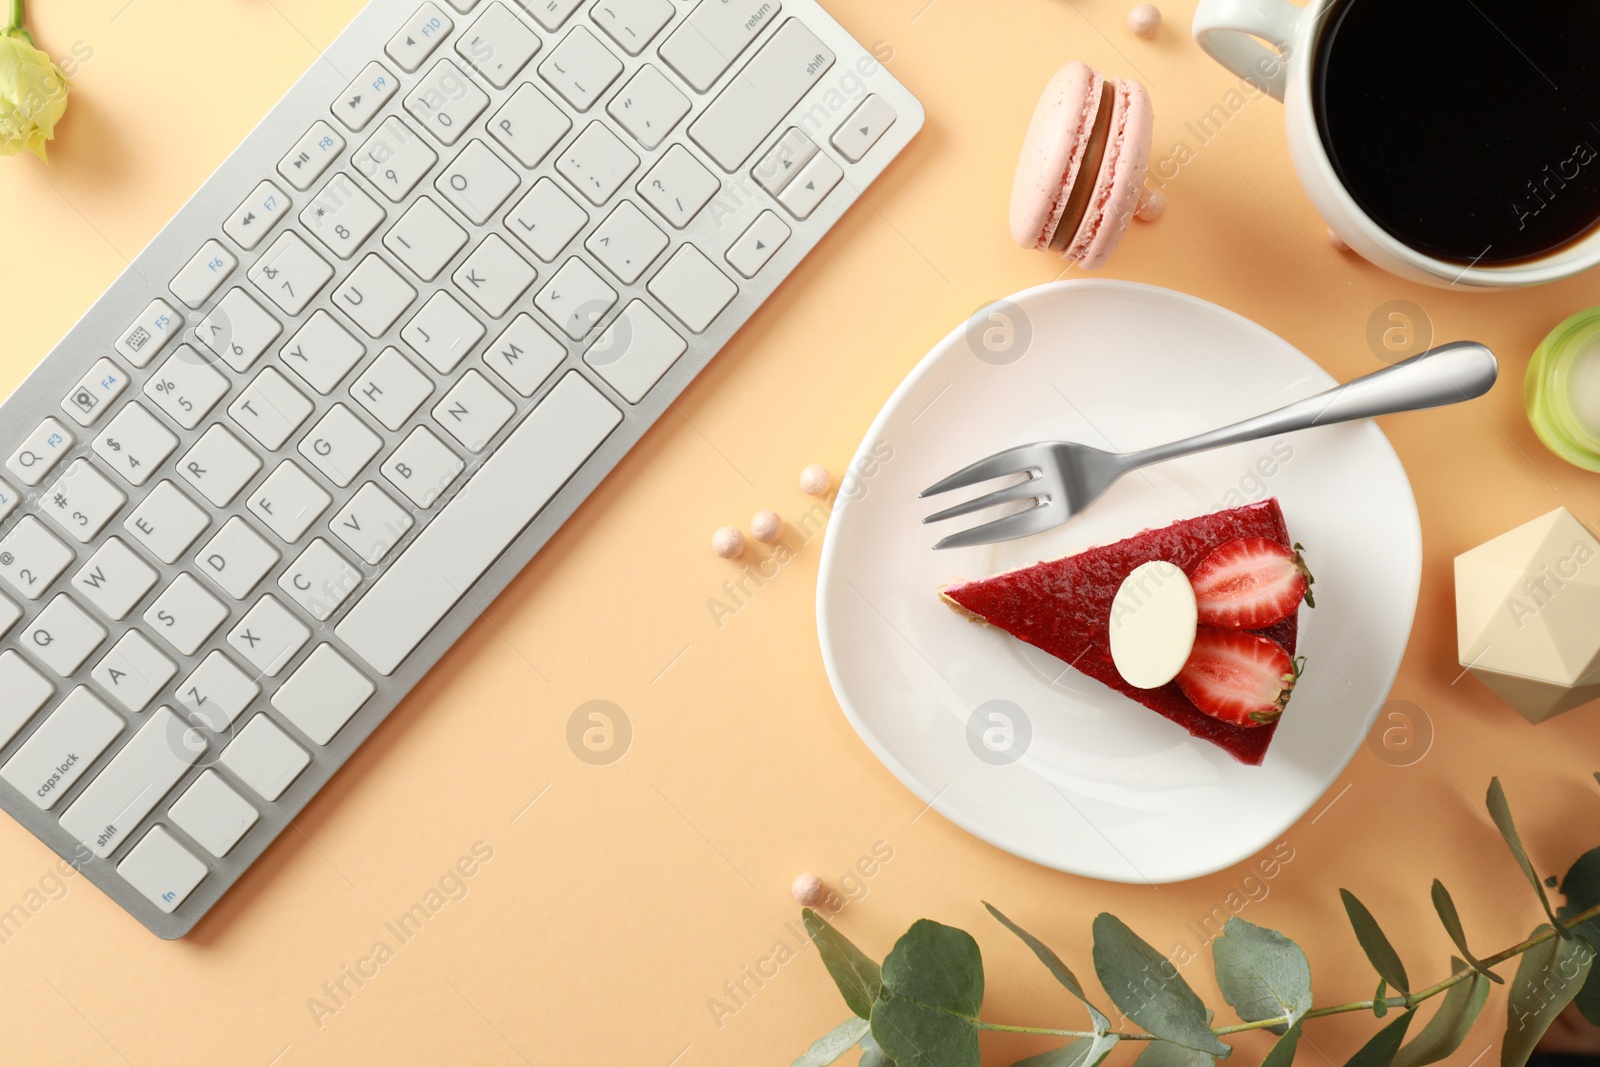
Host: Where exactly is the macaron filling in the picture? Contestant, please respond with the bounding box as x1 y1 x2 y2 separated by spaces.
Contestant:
1048 84 1117 252
1065 78 1134 264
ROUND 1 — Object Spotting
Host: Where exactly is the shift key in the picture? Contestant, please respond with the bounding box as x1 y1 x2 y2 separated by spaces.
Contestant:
688 20 833 171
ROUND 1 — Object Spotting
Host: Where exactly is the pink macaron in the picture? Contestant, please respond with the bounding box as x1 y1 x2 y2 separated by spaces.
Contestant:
1010 62 1154 270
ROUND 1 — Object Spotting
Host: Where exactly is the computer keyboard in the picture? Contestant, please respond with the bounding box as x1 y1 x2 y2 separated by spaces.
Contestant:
0 0 921 937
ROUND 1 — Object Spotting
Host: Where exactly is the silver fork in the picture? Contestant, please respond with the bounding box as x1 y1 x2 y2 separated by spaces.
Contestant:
921 341 1498 549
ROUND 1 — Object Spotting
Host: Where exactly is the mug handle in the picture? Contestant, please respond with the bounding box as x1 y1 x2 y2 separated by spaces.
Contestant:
1191 0 1305 102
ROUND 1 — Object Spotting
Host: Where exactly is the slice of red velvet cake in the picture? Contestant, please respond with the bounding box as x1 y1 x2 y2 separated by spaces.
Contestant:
942 499 1303 765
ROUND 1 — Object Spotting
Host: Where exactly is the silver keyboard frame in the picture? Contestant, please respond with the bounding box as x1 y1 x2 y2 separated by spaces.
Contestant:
0 0 922 937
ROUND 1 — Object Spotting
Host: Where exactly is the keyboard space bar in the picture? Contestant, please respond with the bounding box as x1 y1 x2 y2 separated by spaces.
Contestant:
337 372 622 675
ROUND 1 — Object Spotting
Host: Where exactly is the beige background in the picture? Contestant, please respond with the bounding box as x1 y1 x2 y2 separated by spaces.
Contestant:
2 0 1600 1063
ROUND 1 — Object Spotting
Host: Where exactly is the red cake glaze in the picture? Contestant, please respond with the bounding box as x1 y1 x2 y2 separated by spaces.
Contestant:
942 499 1298 765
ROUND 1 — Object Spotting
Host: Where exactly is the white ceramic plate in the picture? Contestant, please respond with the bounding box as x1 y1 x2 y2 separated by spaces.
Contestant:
816 280 1421 883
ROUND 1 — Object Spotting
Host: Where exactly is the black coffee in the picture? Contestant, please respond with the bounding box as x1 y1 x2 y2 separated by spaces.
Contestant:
1314 0 1600 266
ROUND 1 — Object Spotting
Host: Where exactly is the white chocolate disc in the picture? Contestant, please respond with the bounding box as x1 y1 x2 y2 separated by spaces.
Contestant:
1109 561 1198 689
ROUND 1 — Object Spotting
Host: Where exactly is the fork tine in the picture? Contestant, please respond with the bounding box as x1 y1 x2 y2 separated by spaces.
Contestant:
921 477 1044 524
920 444 1046 498
933 499 1067 550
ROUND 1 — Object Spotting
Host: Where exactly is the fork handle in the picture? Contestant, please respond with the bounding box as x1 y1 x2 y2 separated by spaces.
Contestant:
1127 341 1498 468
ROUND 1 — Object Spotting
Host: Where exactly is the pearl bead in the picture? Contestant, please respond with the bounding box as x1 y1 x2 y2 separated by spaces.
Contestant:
712 526 745 559
751 510 784 543
1129 3 1161 38
792 872 827 907
799 464 832 496
1135 187 1166 222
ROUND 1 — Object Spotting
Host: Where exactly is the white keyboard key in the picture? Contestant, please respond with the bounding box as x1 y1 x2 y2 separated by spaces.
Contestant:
273 645 373 744
95 404 177 488
26 595 106 675
339 372 620 674
351 347 434 431
403 290 486 373
221 714 310 800
145 347 229 431
145 573 229 656
334 61 399 132
302 172 387 259
489 83 570 167
484 313 566 397
456 2 541 88
648 244 736 332
0 477 16 524
282 310 367 395
536 257 616 339
507 177 589 261
587 201 667 284
61 358 130 427
249 461 333 543
228 596 310 676
61 707 202 858
279 539 362 621
387 3 454 72
178 425 262 508
117 826 207 914
73 538 158 621
659 0 781 92
170 240 238 309
454 233 537 318
331 483 413 563
335 255 417 337
777 150 843 219
230 368 314 450
249 231 335 316
592 0 674 55
0 590 18 638
198 518 280 600
437 139 520 224
689 20 833 170
90 631 177 714
726 209 791 277
124 482 210 564
540 25 624 111
585 299 686 403
526 0 582 31
433 370 514 452
224 180 292 251
753 126 818 195
0 517 74 599
9 416 75 486
608 64 689 149
355 116 439 201
0 651 53 748
833 93 897 162
169 770 258 857
300 404 383 487
405 59 490 146
116 298 182 368
556 121 639 204
385 196 468 280
278 121 346 191
176 652 259 731
41 460 125 543
382 426 464 507
1 687 123 810
638 144 720 227
196 289 282 372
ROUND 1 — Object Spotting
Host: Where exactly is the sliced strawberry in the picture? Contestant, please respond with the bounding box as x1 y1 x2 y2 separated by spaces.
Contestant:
1190 537 1315 629
1175 627 1302 728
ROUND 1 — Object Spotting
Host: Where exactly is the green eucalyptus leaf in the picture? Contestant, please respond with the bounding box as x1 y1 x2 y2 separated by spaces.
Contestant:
1558 847 1600 1025
1009 1033 1119 1067
1429 881 1503 984
1261 1024 1301 1067
1345 1010 1416 1067
1211 917 1312 1035
1373 979 1388 1018
1502 924 1594 1067
985 902 1112 1032
805 909 883 1020
1091 913 1230 1058
1341 889 1410 994
1131 1039 1218 1067
859 1031 894 1067
794 1018 872 1067
869 919 983 1067
1486 778 1561 928
1391 959 1489 1067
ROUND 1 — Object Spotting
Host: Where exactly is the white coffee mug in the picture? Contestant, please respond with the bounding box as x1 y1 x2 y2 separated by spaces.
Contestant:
1192 0 1600 289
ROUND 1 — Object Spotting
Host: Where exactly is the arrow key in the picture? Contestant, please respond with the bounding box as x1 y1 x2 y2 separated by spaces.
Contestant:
831 94 898 162
726 209 791 278
776 152 843 220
